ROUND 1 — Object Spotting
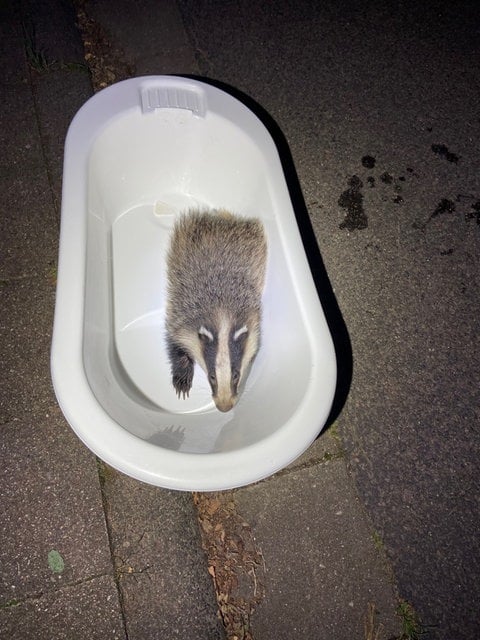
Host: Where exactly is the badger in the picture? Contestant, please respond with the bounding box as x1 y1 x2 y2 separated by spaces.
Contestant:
165 208 267 412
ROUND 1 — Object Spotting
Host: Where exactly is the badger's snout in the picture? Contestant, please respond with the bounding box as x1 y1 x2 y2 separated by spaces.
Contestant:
213 394 237 413
202 317 254 413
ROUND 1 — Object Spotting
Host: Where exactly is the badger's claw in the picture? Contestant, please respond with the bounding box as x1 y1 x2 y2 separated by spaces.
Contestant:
173 369 193 399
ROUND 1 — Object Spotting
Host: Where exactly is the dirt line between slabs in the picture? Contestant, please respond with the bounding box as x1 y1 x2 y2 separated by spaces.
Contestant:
194 492 266 640
72 0 134 91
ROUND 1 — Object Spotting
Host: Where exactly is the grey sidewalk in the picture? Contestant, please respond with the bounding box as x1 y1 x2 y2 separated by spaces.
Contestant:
1 1 479 639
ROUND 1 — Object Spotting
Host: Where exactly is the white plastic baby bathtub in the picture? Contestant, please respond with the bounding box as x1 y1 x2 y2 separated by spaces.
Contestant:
51 76 336 491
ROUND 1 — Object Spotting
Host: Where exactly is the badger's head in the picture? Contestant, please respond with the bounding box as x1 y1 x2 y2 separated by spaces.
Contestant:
196 309 261 412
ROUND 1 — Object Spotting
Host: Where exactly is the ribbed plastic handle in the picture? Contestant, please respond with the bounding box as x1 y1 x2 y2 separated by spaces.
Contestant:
140 83 206 117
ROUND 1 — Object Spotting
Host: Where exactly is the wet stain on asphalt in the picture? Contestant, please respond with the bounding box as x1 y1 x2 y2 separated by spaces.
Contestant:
338 175 368 231
380 171 393 185
465 200 480 225
431 198 456 218
413 195 480 232
337 157 410 230
361 155 376 169
413 198 455 231
431 143 461 163
336 152 478 233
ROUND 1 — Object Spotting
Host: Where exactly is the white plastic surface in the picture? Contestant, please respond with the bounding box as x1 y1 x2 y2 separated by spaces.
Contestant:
50 76 336 491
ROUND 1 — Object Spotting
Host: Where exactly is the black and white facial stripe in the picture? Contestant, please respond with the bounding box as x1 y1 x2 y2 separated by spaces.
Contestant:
198 316 251 412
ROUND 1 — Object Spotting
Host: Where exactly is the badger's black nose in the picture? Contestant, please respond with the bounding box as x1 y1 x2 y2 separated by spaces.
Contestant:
214 396 237 412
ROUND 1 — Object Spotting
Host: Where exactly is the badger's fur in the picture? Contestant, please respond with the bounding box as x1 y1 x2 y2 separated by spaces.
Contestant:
165 208 267 412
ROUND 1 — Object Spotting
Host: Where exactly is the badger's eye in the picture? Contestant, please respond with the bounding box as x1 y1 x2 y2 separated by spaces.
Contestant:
232 370 240 385
199 326 214 342
233 325 248 341
209 372 217 384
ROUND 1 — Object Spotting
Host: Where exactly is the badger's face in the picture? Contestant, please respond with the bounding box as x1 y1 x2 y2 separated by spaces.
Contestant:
197 311 260 412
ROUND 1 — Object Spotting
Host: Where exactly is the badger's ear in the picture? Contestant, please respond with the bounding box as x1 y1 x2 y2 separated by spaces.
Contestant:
198 326 214 342
233 325 248 341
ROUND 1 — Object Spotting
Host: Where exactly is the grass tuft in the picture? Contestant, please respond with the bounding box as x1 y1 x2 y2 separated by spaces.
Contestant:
22 20 55 71
21 20 87 73
364 600 431 640
396 600 430 639
364 602 384 640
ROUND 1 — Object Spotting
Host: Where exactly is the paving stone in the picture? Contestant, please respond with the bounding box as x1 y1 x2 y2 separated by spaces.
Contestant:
100 469 224 639
0 575 126 640
85 0 198 76
21 0 86 64
234 463 402 640
0 275 56 423
282 428 345 473
0 53 59 281
30 67 93 216
0 412 112 603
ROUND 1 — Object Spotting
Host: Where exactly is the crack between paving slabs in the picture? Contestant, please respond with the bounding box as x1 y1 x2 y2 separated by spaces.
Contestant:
0 570 117 611
193 492 266 640
72 0 135 91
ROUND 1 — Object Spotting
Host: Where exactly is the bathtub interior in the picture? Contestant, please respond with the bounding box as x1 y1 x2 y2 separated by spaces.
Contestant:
83 104 329 454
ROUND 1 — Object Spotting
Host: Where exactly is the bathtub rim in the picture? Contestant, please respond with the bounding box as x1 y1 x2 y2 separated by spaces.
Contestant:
51 75 337 491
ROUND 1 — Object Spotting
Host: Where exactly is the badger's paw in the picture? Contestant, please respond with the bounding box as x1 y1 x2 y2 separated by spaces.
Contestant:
167 337 194 399
173 368 193 399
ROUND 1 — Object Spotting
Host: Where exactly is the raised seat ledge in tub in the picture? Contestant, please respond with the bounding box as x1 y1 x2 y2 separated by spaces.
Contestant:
50 76 337 491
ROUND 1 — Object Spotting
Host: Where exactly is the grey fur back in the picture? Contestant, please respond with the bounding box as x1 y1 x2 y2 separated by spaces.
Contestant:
166 209 267 333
